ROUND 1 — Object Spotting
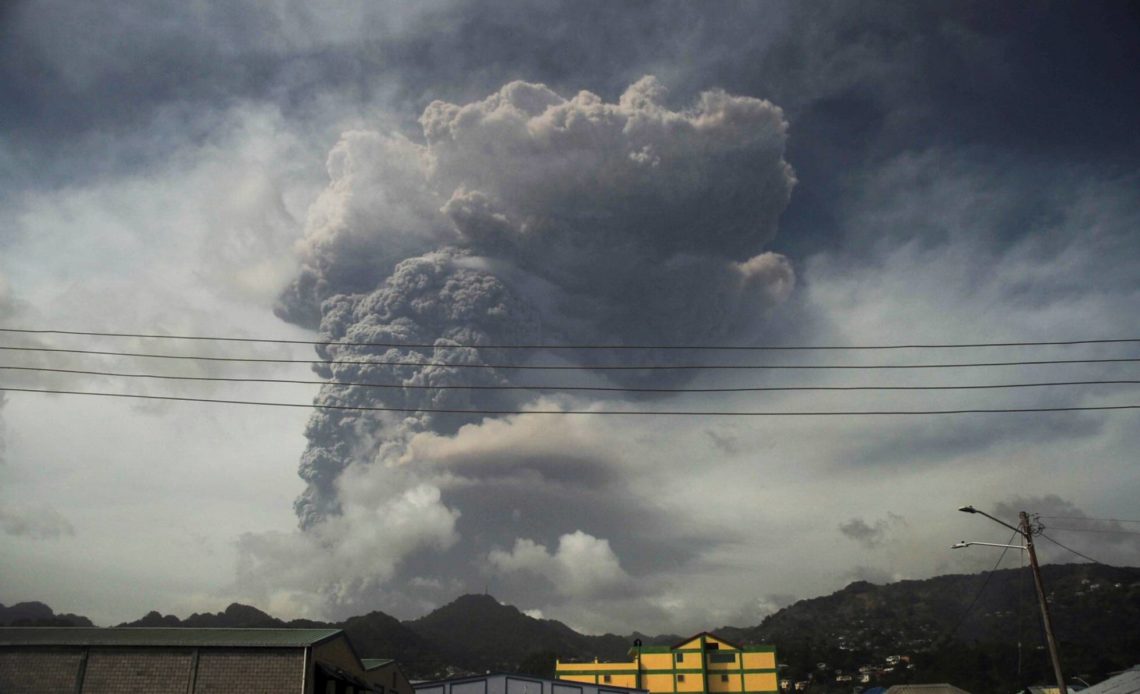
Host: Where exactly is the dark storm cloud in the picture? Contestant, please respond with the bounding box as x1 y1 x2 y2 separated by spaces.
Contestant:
843 412 1106 470
6 0 1137 209
720 1 1140 258
433 451 706 576
0 0 788 198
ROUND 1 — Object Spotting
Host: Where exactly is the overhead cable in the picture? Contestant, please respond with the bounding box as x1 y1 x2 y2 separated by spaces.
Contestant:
2 326 1139 351
2 385 1138 416
942 529 1020 643
3 365 1140 394
1038 516 1140 524
1041 526 1140 536
3 345 1139 371
1036 533 1109 565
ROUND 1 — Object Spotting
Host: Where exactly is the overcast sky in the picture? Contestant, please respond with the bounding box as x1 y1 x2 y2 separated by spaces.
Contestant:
2 1 1139 634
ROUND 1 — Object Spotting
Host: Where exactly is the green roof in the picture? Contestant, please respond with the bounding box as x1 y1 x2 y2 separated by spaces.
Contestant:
0 627 343 648
362 658 395 670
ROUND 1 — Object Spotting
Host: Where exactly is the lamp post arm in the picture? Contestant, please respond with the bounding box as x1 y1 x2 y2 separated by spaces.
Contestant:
971 509 1026 537
952 541 1025 550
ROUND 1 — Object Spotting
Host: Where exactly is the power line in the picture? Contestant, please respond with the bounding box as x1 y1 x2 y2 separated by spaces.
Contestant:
1036 533 1108 565
1041 526 1140 536
4 365 1140 394
2 385 1139 416
943 529 1020 643
1038 533 1140 577
1039 515 1140 524
3 327 1139 351
3 345 1140 371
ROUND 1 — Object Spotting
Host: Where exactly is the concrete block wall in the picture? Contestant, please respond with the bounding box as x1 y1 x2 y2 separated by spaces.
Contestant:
82 647 192 693
194 648 303 693
0 648 84 694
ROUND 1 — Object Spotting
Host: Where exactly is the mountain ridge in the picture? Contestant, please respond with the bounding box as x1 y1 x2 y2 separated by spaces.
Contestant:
7 563 1137 690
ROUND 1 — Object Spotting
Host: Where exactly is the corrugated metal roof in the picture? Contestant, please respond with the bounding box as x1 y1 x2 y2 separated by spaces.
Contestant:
1082 666 1140 694
413 673 648 693
0 627 342 648
885 685 971 694
362 658 395 669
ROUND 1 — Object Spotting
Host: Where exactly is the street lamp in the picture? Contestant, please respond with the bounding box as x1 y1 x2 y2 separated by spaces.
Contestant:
956 505 1067 694
957 505 1023 534
951 540 1025 550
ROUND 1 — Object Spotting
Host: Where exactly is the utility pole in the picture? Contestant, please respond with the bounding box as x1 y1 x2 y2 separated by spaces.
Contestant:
1020 511 1067 694
956 505 1068 694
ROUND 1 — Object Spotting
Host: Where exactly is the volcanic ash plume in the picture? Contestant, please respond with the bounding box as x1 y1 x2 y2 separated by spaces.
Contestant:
267 76 796 609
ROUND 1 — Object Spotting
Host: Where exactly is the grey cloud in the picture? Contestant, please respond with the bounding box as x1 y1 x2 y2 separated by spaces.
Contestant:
754 2 1140 164
839 513 906 549
722 1 1140 261
705 429 740 455
0 504 75 540
0 274 8 464
238 409 722 626
0 1 789 201
793 151 1140 470
0 391 6 467
720 593 799 628
839 519 881 547
991 495 1140 567
841 413 1106 471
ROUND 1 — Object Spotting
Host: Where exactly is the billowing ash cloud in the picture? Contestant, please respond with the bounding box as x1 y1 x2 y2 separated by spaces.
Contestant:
257 76 796 618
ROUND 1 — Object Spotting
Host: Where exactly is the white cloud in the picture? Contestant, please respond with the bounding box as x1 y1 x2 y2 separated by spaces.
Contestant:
235 480 460 617
488 531 635 600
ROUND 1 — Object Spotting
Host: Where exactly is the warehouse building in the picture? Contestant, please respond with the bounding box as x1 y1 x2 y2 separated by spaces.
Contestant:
416 672 648 694
364 657 416 694
0 626 410 694
555 632 778 694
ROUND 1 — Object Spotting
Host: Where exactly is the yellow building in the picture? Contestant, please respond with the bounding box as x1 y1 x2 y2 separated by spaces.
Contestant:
556 632 777 694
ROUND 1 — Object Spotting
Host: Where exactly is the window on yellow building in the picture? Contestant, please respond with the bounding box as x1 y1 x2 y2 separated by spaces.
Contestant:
721 675 729 682
676 653 684 663
604 676 612 683
678 675 686 683
710 653 735 664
